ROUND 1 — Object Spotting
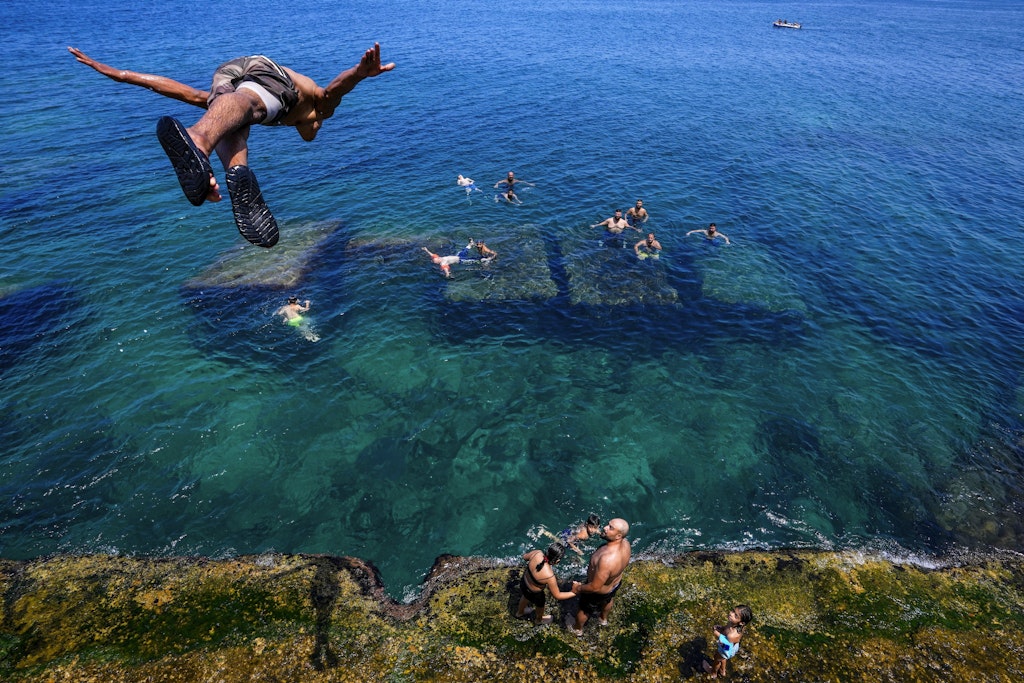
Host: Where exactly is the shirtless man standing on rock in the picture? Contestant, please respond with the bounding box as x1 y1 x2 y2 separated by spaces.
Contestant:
570 518 631 635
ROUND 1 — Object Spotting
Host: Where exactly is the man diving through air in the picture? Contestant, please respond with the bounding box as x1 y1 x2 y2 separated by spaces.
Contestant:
68 44 395 248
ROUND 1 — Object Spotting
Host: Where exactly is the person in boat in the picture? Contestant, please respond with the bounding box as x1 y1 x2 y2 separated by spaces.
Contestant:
686 223 731 244
68 45 394 248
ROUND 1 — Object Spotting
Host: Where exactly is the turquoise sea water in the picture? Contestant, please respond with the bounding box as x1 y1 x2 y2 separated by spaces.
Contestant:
2 0 1023 597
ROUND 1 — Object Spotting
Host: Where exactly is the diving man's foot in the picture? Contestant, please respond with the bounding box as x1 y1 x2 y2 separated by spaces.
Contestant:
156 116 220 205
226 165 280 248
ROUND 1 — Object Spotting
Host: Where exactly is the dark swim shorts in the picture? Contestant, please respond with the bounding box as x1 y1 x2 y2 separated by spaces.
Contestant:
578 581 620 612
208 55 299 125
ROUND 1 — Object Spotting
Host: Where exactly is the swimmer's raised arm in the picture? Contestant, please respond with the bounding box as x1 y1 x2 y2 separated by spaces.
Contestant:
685 229 703 237
68 47 210 108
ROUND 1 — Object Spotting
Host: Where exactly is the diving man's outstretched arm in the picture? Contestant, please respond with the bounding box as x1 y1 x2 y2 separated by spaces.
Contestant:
68 47 210 108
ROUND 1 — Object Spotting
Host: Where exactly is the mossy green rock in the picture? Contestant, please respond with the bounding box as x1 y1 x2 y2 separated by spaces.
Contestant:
2 550 1023 681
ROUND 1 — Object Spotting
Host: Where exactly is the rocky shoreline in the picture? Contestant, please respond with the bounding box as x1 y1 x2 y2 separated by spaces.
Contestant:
2 550 1023 681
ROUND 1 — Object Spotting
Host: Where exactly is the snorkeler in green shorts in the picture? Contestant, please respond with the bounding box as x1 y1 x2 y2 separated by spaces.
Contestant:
277 296 310 325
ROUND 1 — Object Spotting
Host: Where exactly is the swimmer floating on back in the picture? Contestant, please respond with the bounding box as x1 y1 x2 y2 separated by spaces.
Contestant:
423 246 462 278
686 223 730 244
423 239 497 277
457 174 482 194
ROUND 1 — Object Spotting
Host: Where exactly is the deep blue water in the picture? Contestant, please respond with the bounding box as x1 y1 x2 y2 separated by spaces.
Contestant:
2 0 1023 598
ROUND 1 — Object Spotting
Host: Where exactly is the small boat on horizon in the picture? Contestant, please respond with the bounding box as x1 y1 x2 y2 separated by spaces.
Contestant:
773 19 802 29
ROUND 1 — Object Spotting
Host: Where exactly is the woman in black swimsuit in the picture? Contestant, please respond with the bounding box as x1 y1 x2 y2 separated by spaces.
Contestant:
515 543 577 625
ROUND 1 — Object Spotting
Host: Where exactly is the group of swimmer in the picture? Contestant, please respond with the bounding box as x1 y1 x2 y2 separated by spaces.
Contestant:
458 171 536 204
269 205 730 328
430 184 734 277
68 44 731 288
591 201 729 253
518 515 752 677
69 39 735 295
423 238 497 278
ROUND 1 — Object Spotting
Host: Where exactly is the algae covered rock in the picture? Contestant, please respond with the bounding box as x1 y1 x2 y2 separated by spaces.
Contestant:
561 229 680 307
3 551 1024 681
183 221 341 290
444 226 558 303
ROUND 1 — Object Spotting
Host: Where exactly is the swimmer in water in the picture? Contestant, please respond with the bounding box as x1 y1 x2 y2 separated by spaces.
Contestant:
460 238 497 261
423 239 497 277
457 174 482 194
276 296 310 326
496 186 523 204
593 209 637 248
558 513 601 554
592 209 639 234
422 246 462 278
634 232 663 259
626 199 649 228
686 223 730 244
494 170 535 190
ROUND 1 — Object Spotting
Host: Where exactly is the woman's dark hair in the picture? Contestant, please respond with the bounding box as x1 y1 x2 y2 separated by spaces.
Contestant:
543 542 565 565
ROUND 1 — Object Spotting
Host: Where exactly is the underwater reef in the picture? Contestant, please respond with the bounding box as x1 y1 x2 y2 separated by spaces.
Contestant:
2 550 1023 682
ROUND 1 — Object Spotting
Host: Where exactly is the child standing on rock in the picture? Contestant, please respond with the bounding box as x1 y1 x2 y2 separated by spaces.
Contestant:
704 604 752 678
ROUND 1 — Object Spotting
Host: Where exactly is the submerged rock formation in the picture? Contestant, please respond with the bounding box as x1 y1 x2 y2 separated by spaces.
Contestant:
183 221 342 290
2 550 1023 681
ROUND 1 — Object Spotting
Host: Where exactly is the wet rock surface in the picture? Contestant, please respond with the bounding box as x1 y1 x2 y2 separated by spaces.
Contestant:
2 550 1023 681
